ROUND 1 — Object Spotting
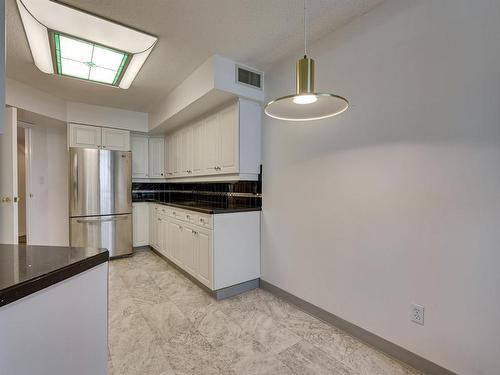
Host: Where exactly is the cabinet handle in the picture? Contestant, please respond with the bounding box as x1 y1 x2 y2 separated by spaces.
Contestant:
186 214 190 219
161 173 164 176
199 218 204 223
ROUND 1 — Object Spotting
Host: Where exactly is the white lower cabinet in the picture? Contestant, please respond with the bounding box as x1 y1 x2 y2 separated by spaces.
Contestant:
132 202 149 247
195 227 212 288
146 203 259 291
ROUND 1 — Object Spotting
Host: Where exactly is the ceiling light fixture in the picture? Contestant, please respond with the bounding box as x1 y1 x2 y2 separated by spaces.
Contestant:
16 0 157 89
264 0 349 121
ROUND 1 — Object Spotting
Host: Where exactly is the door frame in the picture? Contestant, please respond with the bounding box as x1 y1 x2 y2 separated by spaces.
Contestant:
0 107 18 244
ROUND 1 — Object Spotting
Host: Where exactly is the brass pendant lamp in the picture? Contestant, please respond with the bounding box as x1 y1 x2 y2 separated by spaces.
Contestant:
264 0 349 121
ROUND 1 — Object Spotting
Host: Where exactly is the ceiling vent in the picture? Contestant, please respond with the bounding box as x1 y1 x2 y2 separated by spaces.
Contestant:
236 65 263 90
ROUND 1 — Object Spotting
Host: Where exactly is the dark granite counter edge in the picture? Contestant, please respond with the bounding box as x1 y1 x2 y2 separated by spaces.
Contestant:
0 250 109 308
132 199 262 214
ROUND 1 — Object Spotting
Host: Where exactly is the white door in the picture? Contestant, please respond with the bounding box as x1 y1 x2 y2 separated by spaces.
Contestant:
149 137 165 178
131 135 149 178
203 114 219 174
196 227 212 288
101 128 130 151
218 104 239 174
69 124 101 149
0 107 18 244
192 122 203 175
182 226 197 276
132 202 149 247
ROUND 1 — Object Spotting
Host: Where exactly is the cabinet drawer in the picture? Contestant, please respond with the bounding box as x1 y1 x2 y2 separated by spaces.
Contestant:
195 213 212 229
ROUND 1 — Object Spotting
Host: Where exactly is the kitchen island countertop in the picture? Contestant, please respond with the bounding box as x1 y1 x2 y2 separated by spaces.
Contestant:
0 244 109 307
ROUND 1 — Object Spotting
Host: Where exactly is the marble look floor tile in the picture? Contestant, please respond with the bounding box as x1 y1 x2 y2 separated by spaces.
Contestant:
113 344 175 375
162 326 236 375
189 304 244 347
239 310 301 355
344 343 423 375
141 300 192 342
231 354 295 375
278 340 358 375
278 313 361 362
169 284 216 316
108 249 422 375
213 333 267 368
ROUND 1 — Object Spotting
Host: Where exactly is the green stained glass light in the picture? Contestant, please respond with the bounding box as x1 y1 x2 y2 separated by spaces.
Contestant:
54 32 129 86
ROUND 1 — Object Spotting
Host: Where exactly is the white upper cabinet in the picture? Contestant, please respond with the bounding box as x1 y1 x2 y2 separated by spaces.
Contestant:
69 124 101 149
101 128 130 150
217 103 239 174
131 135 149 178
164 98 260 181
192 121 204 175
203 113 219 175
69 123 130 151
148 137 165 178
131 134 166 179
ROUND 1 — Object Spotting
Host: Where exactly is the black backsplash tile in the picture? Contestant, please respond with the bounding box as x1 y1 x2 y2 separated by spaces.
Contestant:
132 181 262 209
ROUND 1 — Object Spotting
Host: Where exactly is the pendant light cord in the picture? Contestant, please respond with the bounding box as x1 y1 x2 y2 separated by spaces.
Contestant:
303 0 307 57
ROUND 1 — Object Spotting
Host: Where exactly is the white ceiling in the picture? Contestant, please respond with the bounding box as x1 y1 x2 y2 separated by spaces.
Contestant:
6 0 384 113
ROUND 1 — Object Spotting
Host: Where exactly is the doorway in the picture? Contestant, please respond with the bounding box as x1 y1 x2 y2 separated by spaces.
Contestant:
17 126 29 244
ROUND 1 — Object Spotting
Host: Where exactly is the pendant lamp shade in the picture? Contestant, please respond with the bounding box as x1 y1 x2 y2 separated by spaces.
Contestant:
264 0 349 121
264 57 349 121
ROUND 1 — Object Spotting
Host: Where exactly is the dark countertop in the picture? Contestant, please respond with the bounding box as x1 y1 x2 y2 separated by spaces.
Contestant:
133 199 262 214
0 244 109 307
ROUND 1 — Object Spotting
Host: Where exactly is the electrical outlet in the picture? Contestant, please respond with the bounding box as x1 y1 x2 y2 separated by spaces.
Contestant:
411 304 424 325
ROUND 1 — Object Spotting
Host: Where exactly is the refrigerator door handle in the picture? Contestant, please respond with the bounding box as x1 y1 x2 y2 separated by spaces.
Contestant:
76 216 128 224
71 152 78 212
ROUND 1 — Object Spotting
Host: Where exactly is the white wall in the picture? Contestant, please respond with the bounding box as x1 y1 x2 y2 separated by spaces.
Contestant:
6 79 148 131
29 124 69 246
261 1 500 375
6 79 67 122
67 101 148 131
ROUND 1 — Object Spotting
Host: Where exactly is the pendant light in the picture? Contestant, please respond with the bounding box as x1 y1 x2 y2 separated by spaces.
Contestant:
264 0 349 121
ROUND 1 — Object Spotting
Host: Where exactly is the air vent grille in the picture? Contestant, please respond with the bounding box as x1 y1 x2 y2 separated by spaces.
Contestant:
236 65 262 89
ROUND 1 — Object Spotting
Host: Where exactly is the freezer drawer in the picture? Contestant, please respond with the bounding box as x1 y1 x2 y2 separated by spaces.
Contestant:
70 214 132 258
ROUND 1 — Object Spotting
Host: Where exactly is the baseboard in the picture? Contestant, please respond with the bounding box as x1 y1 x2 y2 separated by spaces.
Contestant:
260 280 456 375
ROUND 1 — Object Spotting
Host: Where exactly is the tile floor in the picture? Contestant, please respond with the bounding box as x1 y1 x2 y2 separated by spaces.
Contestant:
108 249 423 375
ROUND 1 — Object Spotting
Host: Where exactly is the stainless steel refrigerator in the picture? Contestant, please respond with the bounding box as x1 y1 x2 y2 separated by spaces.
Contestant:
69 147 132 258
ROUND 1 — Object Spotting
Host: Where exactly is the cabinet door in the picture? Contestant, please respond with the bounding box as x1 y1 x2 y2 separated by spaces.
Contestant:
192 122 203 175
169 132 181 177
151 205 159 249
217 104 239 174
165 136 173 177
149 204 155 246
132 203 149 247
161 217 170 257
69 124 101 149
182 226 197 275
196 227 212 288
148 137 165 178
131 135 149 178
101 128 130 151
203 114 219 174
181 127 194 176
168 220 182 265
